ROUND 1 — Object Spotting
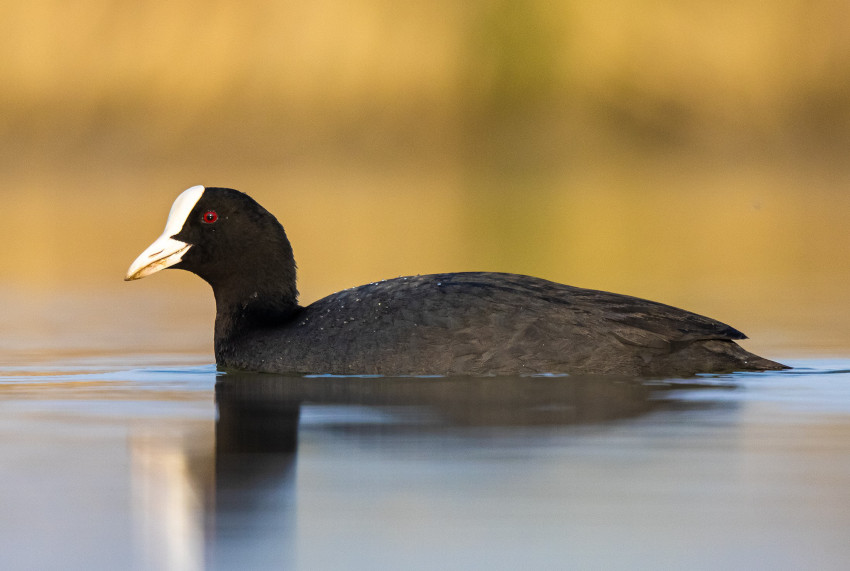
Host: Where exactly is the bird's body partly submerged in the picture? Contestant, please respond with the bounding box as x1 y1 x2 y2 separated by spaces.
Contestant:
126 186 787 377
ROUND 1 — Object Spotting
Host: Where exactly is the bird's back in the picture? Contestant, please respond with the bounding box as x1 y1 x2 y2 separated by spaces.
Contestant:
217 272 782 376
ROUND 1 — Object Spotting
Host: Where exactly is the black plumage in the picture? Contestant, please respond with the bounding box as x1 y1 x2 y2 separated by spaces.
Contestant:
127 187 788 377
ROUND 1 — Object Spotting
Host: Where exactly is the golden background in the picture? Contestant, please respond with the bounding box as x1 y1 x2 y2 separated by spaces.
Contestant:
3 1 850 357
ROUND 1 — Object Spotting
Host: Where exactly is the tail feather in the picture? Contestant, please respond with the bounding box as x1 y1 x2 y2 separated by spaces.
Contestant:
649 339 789 376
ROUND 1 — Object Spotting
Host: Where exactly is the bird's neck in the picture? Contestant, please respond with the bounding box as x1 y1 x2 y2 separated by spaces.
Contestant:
209 269 300 358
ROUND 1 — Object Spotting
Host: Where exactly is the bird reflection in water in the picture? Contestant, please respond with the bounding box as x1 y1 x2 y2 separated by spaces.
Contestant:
216 373 663 432
145 373 734 569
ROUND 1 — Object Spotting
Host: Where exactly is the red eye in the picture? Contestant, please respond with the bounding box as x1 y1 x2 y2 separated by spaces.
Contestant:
202 210 218 224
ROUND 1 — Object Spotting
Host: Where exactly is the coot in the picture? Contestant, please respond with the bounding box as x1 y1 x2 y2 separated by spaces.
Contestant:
126 186 787 376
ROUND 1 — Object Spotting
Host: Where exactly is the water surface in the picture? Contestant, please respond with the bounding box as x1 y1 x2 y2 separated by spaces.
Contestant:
2 352 849 570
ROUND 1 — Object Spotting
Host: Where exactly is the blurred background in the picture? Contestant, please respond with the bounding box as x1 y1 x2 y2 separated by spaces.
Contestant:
3 0 850 358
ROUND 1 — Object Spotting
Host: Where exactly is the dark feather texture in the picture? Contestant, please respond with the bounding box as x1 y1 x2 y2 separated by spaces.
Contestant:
140 187 788 377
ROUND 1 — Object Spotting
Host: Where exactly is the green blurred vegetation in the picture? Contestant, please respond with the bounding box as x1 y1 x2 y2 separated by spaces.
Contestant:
2 0 850 353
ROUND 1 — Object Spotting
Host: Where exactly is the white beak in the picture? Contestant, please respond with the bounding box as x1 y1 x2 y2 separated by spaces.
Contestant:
125 235 192 281
125 185 206 281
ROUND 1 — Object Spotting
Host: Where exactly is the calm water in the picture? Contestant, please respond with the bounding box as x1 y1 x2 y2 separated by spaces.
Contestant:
2 348 850 570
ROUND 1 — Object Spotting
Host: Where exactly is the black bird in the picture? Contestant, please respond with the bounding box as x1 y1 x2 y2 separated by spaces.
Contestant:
126 186 787 377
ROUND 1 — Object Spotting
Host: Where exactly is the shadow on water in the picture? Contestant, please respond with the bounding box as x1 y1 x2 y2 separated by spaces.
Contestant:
214 372 740 434
205 371 737 567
